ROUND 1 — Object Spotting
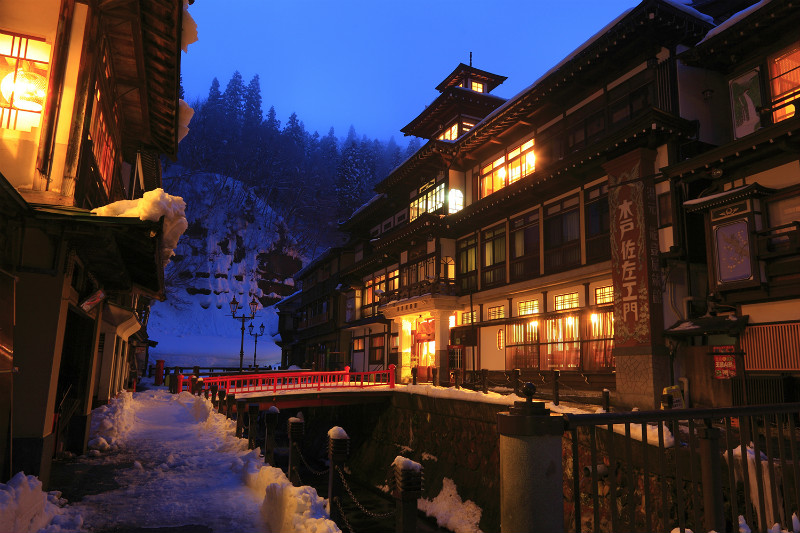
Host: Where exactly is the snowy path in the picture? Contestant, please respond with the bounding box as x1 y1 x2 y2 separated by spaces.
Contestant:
71 390 267 532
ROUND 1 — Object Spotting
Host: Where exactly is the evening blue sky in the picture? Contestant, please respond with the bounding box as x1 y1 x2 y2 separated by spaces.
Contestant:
181 0 641 143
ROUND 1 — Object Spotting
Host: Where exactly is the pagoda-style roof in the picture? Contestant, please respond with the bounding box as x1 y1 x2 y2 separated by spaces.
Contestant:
434 63 507 93
401 86 506 139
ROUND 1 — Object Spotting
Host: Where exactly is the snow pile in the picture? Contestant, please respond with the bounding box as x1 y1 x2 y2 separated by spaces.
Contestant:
88 390 136 451
91 188 189 266
0 472 82 533
392 456 422 472
612 421 675 447
418 478 483 533
328 426 349 440
240 455 340 533
177 99 195 143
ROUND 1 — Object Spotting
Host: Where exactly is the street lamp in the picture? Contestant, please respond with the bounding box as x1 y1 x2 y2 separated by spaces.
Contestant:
249 322 266 368
229 295 259 372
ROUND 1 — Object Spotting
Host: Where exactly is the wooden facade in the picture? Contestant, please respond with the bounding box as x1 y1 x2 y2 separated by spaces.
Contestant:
277 0 800 410
0 0 188 484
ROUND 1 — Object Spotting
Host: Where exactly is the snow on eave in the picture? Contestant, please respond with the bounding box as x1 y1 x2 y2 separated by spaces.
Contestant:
697 0 771 45
339 193 387 227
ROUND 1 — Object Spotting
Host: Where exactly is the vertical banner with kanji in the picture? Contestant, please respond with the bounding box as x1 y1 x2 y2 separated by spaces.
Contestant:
606 149 664 349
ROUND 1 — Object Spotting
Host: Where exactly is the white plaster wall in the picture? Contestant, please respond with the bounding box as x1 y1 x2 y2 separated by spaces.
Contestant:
480 325 505 370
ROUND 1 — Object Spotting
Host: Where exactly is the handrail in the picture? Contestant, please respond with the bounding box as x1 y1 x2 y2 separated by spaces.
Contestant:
177 365 396 394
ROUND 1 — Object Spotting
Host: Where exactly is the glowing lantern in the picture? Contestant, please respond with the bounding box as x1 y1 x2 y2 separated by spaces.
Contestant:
0 32 51 131
1 69 46 111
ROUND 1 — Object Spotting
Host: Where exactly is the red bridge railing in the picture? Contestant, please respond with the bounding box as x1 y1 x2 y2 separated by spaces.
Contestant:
177 365 396 395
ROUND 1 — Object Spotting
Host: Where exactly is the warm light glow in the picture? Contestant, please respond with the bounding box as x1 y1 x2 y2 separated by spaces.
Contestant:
471 81 484 92
566 316 574 326
1 70 46 111
449 314 455 328
591 313 599 324
448 188 464 214
0 32 51 131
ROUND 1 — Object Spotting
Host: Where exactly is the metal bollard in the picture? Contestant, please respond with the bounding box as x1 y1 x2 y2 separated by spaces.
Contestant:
226 393 236 419
217 389 226 413
497 383 564 533
287 416 305 486
411 367 417 386
699 421 724 533
602 388 610 412
392 457 423 533
552 369 560 406
454 371 460 389
431 367 438 386
247 404 259 449
236 400 246 437
264 406 279 464
327 427 350 525
481 368 489 394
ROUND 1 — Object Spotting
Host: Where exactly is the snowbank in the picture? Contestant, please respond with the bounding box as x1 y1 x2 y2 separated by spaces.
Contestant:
0 472 82 533
88 390 136 451
418 477 483 533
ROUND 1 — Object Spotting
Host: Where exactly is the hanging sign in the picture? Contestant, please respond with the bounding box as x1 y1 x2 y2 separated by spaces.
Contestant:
712 345 737 379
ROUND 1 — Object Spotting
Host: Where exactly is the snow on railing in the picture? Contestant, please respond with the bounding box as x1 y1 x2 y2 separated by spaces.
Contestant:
177 365 396 395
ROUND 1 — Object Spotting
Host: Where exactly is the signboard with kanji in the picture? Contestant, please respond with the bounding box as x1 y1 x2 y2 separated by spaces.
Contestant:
713 354 737 379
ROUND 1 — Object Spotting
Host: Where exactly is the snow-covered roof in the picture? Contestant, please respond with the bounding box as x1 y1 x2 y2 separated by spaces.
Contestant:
697 0 770 45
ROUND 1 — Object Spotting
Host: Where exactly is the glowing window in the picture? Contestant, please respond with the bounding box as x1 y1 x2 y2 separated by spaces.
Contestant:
480 139 535 199
449 314 456 328
488 305 505 320
595 286 613 305
448 188 464 214
497 329 504 349
554 292 579 311
438 123 459 141
410 181 445 221
769 42 800 123
462 121 475 132
353 338 365 351
0 31 51 132
461 311 476 325
89 88 118 193
518 299 540 316
471 81 484 93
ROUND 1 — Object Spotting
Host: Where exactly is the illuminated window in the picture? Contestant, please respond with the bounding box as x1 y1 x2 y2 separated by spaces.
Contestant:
480 139 535 198
0 31 51 132
497 329 504 349
461 311 476 325
488 305 505 320
89 88 118 193
441 256 455 280
554 292 579 311
410 181 445 221
387 269 399 291
518 299 539 316
353 338 365 351
471 81 484 93
769 42 800 123
438 123 459 141
448 189 464 214
449 314 456 328
595 286 613 305
462 121 475 133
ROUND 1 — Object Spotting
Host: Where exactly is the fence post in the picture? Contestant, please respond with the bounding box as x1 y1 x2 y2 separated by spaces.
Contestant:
411 367 417 386
190 375 198 395
699 420 725 533
481 369 489 394
454 371 460 389
431 367 438 386
392 457 423 533
236 399 246 438
264 406 279 464
226 393 236 420
327 427 350 525
552 369 560 406
210 385 218 406
154 360 165 386
176 373 184 394
389 364 396 388
248 404 259 449
217 389 226 414
496 383 564 533
287 416 305 486
602 388 610 412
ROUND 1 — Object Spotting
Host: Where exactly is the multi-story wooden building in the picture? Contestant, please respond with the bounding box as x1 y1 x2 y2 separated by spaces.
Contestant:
0 0 191 484
277 0 800 410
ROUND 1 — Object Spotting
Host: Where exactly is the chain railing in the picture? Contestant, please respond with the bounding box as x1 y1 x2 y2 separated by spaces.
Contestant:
336 465 396 519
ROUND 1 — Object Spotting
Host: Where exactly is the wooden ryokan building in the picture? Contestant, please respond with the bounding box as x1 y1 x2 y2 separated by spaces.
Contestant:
276 0 800 410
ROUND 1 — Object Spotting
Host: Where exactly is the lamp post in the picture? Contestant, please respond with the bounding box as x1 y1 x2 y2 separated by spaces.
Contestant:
229 295 259 372
249 322 266 368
